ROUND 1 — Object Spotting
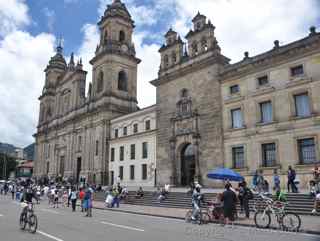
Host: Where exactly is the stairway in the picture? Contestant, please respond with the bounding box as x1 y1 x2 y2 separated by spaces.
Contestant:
94 191 319 216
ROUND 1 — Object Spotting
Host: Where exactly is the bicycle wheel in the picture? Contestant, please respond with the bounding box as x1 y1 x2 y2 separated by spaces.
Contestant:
201 212 210 224
28 214 38 233
282 212 301 232
19 213 27 230
254 210 271 228
185 210 193 223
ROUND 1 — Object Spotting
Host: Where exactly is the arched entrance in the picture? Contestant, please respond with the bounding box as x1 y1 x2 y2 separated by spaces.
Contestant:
181 144 196 186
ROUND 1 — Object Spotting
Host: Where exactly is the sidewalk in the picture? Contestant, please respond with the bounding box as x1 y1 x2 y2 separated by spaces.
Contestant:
90 201 320 235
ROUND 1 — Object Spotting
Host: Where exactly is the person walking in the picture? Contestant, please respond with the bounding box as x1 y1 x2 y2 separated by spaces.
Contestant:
10 184 15 200
79 188 85 212
84 186 93 217
221 183 237 225
273 169 281 193
70 187 77 212
242 181 253 219
111 187 120 208
256 170 264 193
287 166 297 193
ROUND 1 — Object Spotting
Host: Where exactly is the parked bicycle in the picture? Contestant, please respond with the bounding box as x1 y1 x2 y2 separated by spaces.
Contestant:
254 193 301 232
19 202 38 233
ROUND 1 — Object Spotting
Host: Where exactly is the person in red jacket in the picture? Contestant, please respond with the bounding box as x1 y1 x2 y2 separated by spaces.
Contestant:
79 188 85 212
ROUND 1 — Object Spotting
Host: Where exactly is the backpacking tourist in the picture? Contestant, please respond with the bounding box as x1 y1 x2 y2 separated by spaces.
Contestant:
273 169 281 193
221 183 237 225
287 166 297 193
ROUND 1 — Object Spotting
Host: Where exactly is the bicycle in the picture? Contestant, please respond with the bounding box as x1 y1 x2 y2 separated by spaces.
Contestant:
254 193 301 232
19 202 38 233
185 207 209 225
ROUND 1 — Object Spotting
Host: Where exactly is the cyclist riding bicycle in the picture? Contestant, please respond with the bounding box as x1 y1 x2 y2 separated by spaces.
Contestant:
191 184 203 220
20 187 37 214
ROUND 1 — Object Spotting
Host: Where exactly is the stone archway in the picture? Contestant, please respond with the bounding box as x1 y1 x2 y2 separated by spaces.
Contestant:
180 143 196 186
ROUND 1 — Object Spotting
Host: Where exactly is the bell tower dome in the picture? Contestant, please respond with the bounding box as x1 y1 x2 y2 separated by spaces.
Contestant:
90 0 140 113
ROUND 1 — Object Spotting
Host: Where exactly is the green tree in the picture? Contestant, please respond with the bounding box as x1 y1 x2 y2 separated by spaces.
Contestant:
0 153 17 179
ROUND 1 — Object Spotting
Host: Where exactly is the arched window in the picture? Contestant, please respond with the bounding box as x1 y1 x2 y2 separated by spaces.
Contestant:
181 88 188 98
201 38 208 51
192 42 198 56
164 55 169 67
97 71 104 93
118 71 128 91
172 51 177 63
119 31 126 42
104 30 108 43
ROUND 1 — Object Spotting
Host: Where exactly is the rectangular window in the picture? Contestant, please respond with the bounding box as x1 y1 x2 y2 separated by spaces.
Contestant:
230 85 240 94
298 138 317 164
294 93 311 117
291 65 304 77
130 144 135 160
123 126 127 136
46 162 50 174
110 148 115 162
142 142 148 159
120 146 124 161
95 140 99 156
142 164 147 180
78 136 82 151
130 165 135 180
231 108 243 128
260 101 273 123
110 171 114 185
114 129 118 138
145 120 151 131
119 166 123 180
47 144 50 158
262 143 276 167
232 146 245 169
133 124 138 134
258 75 269 86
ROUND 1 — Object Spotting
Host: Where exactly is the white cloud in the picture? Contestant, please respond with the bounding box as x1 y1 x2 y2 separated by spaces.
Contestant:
0 31 55 147
172 0 319 62
133 32 159 108
0 0 30 37
42 7 55 33
76 23 100 91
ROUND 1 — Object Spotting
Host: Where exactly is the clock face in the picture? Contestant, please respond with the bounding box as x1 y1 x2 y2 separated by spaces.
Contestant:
121 44 128 53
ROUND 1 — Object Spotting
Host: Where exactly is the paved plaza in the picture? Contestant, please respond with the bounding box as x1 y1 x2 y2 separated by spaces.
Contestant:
0 195 319 241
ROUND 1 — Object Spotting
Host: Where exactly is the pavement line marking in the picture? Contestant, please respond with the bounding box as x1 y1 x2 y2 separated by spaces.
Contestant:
40 209 60 214
101 221 145 232
38 230 64 241
0 214 3 217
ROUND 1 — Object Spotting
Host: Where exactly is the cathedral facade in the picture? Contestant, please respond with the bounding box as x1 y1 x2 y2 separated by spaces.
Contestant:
34 0 320 188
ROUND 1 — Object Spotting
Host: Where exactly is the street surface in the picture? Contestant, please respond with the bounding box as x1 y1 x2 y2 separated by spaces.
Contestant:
0 195 319 241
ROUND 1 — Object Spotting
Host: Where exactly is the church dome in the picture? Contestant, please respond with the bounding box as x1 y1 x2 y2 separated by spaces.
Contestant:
102 0 134 26
46 45 67 71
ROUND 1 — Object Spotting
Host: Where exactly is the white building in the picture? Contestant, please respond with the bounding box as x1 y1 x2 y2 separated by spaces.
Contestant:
109 105 156 187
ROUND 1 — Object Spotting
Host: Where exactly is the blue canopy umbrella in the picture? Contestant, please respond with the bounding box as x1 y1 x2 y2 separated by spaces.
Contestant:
207 168 244 182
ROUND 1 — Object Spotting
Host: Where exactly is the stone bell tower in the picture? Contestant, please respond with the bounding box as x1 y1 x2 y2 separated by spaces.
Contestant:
90 0 141 114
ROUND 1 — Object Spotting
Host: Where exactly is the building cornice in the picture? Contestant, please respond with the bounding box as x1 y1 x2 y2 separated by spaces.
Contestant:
220 32 320 81
150 53 229 87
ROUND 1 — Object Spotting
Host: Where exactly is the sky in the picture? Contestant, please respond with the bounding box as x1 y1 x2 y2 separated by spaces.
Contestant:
0 0 319 148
